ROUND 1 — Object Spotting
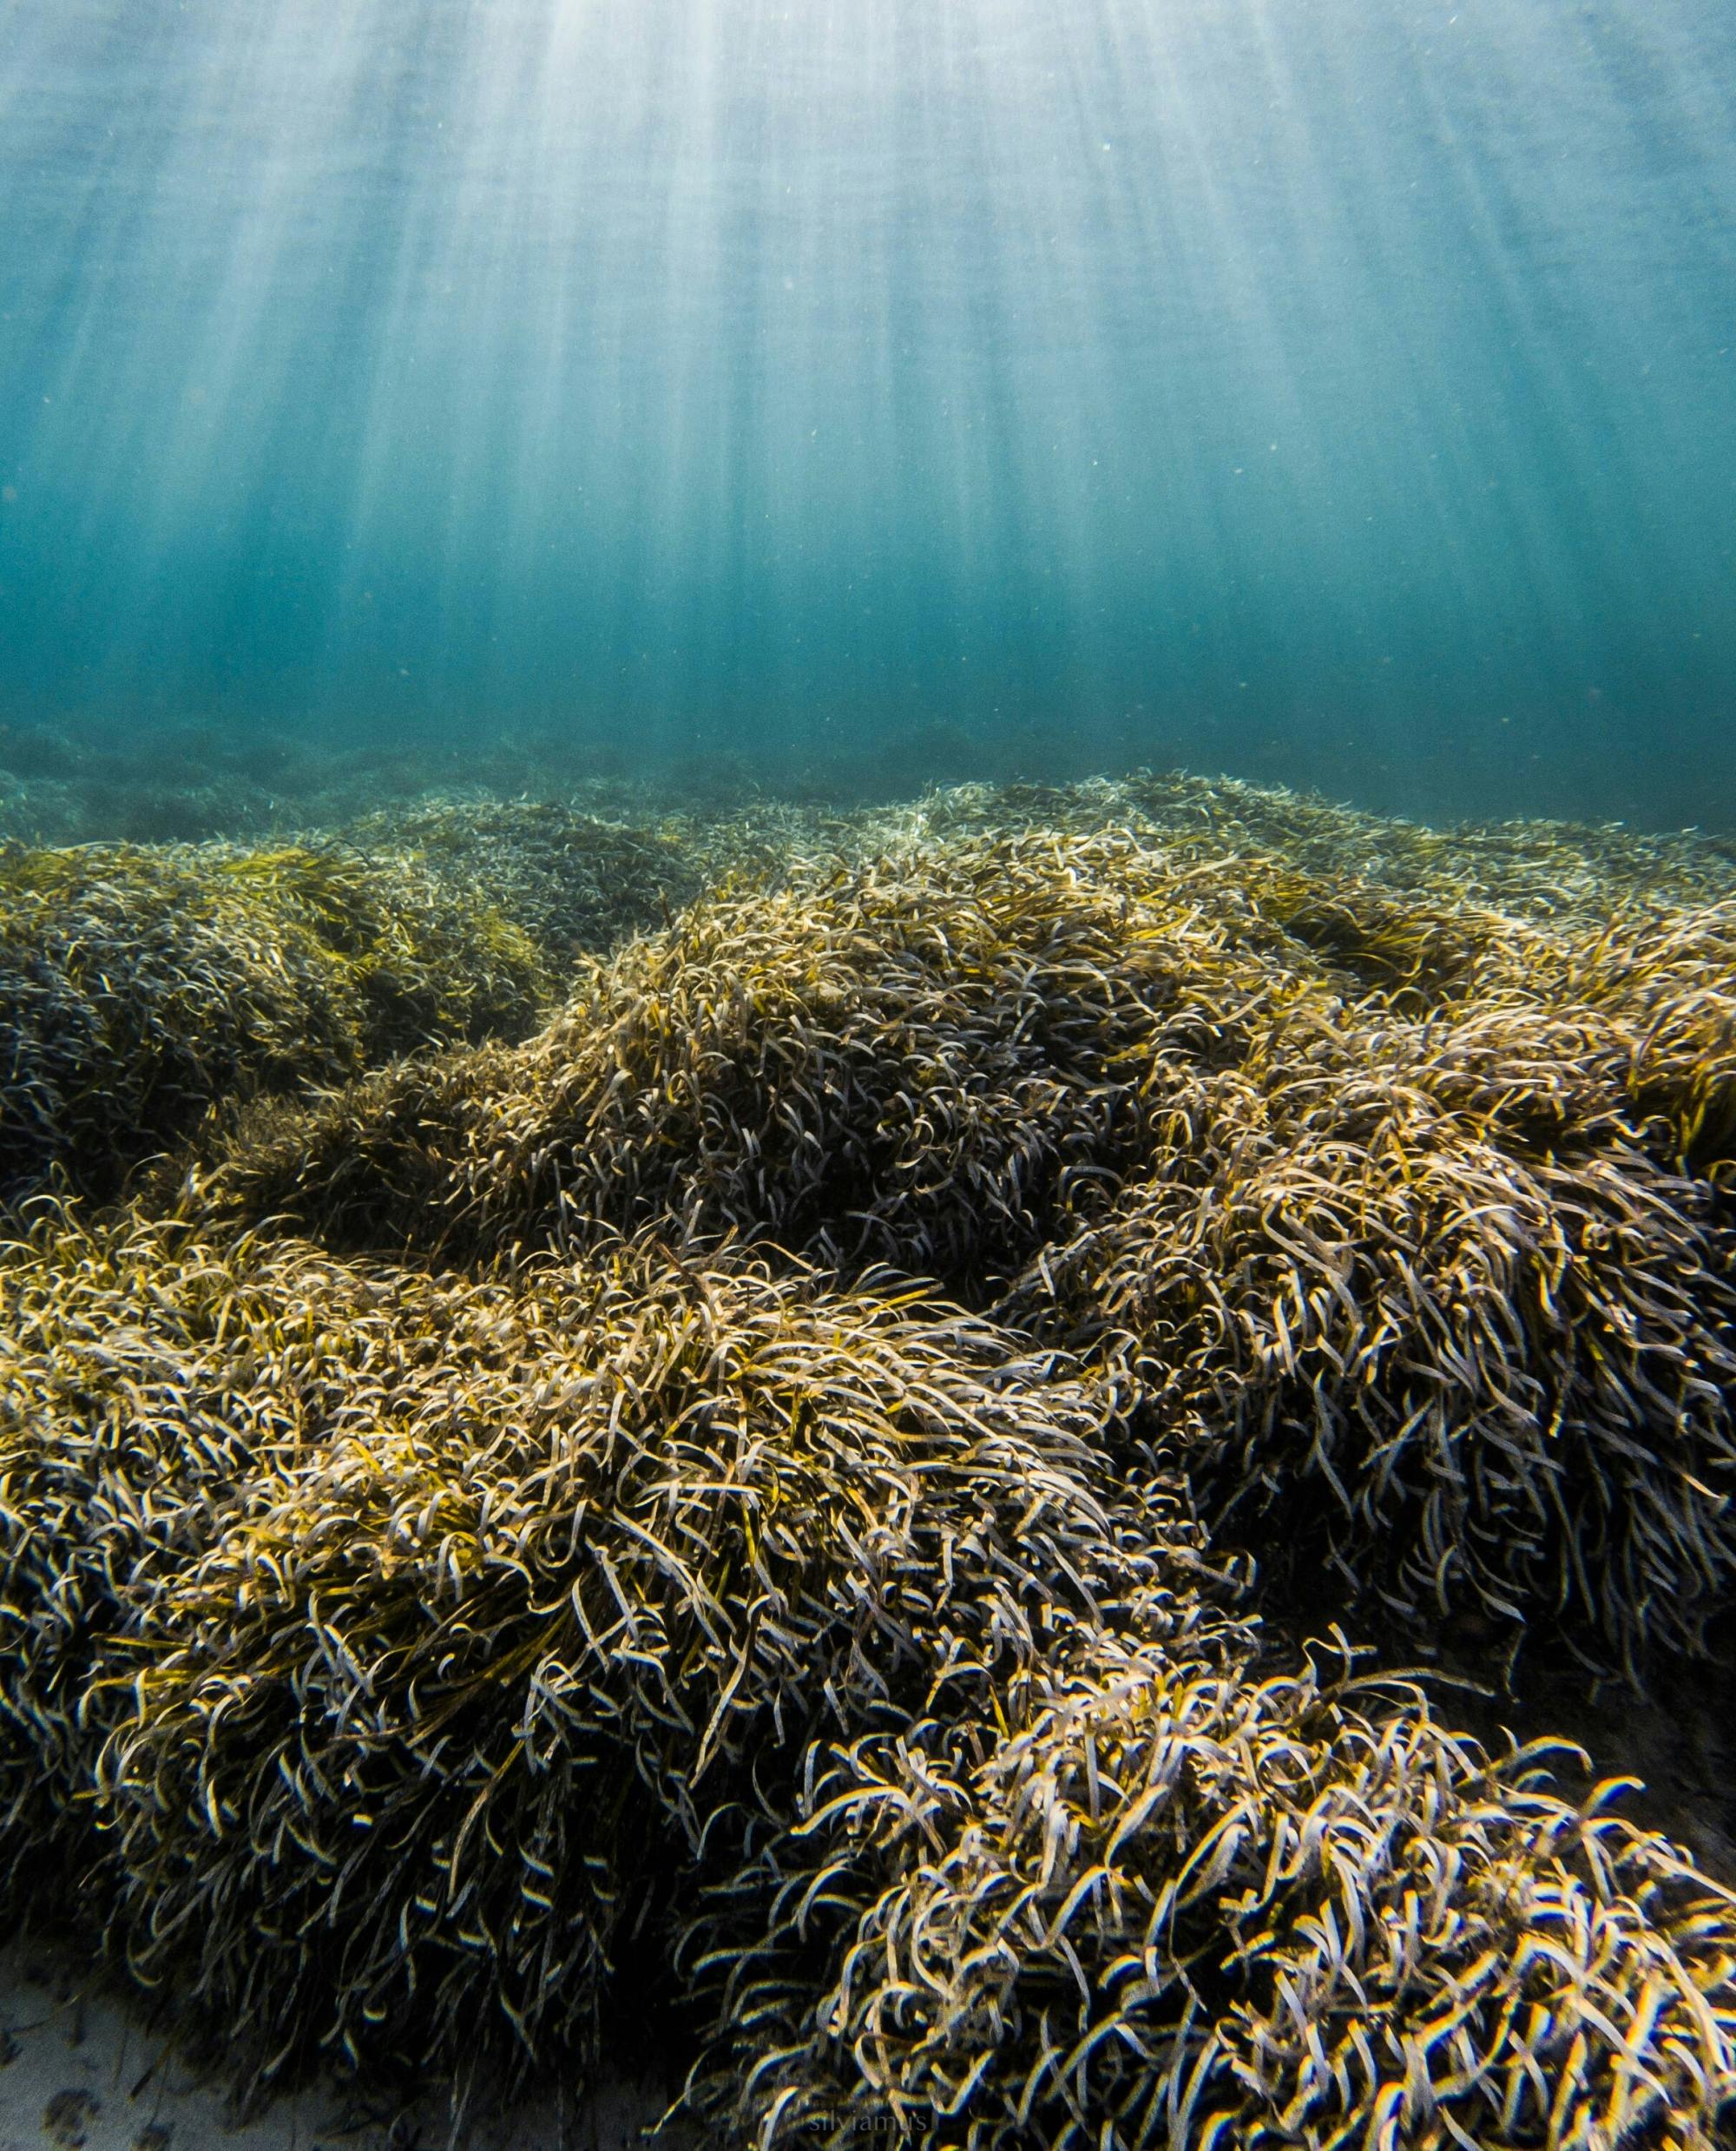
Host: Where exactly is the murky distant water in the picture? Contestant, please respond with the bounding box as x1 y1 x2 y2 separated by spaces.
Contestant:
1 0 1733 824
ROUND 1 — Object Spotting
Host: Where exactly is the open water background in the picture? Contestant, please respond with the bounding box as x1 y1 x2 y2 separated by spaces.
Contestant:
1 0 1732 824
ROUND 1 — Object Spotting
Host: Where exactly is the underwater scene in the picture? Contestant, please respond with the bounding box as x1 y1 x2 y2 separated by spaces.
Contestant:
3 3 1736 2147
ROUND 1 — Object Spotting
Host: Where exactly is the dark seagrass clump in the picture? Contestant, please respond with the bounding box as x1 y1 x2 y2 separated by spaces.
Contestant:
336 794 707 961
685 1638 1736 2151
0 1207 410 1897
0 1201 1237 2106
190 828 1327 1281
1555 898 1736 1187
0 839 548 1201
998 991 1736 1678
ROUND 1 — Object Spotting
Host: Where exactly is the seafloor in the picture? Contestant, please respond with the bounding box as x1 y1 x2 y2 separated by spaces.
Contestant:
1 733 1734 2148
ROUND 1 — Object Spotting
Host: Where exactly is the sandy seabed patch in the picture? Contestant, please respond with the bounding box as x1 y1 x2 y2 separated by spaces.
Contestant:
0 1944 679 2151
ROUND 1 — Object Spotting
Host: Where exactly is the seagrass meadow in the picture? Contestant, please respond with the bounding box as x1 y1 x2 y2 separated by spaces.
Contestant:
3 771 1736 2149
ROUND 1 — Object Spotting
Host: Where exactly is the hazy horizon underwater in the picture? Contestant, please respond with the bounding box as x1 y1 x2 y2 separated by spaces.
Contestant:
3 7 1736 2151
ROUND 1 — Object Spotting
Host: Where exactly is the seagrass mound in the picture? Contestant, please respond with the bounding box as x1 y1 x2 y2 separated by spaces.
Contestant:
6 774 1736 2143
686 1637 1736 2151
2 1204 1732 2145
334 796 707 959
870 772 1736 922
0 793 878 1212
0 1202 1237 2107
996 991 1736 1678
187 814 1736 1674
332 790 898 970
188 829 1336 1275
0 837 548 1203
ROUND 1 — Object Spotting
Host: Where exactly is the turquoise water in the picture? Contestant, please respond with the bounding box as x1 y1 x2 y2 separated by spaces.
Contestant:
1 0 1732 822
